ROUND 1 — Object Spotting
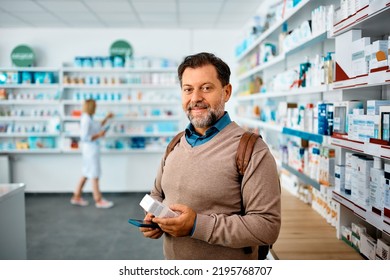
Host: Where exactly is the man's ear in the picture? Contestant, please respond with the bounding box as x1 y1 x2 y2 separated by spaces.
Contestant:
224 84 232 102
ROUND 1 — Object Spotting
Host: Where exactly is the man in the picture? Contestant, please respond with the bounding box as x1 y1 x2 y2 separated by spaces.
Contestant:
141 52 281 260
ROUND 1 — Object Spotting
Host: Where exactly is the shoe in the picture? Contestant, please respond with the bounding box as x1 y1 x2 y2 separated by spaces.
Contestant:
70 197 89 206
95 198 114 209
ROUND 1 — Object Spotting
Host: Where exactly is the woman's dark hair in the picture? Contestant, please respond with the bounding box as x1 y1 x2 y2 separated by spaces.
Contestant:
177 52 231 87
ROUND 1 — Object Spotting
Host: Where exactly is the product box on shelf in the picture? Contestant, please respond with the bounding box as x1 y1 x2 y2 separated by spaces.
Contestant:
341 225 353 246
376 238 390 260
379 105 390 142
352 37 371 77
384 162 390 219
333 100 364 136
370 157 384 216
351 222 367 251
319 147 335 186
360 232 377 259
335 29 362 82
356 155 374 207
335 164 345 193
369 40 389 72
367 100 390 115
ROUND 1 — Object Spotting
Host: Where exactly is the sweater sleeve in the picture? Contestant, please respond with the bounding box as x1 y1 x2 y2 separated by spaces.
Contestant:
191 146 281 248
149 153 166 203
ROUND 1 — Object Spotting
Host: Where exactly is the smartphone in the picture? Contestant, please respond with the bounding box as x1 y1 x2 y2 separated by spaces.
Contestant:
128 218 160 229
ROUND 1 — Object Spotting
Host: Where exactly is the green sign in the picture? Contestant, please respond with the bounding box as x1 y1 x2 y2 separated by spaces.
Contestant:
11 45 35 67
110 40 133 58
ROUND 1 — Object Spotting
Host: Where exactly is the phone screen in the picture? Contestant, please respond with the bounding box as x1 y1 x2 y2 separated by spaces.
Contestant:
128 219 160 229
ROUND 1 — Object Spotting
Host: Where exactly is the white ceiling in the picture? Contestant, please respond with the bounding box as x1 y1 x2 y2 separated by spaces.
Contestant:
0 0 264 29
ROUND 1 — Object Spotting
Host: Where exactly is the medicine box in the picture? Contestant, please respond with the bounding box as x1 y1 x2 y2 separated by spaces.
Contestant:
333 101 364 135
376 238 390 260
335 29 362 81
367 100 390 115
352 37 371 77
360 232 376 259
370 40 388 72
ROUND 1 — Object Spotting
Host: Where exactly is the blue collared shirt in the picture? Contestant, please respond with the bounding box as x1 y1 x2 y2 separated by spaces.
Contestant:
185 112 232 147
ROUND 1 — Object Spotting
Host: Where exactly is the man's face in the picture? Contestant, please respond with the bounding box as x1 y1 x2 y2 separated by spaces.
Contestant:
181 64 232 135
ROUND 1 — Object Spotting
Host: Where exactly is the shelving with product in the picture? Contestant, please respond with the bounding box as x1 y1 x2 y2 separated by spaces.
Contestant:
235 0 390 259
328 1 390 259
0 67 61 152
234 0 338 204
60 65 182 153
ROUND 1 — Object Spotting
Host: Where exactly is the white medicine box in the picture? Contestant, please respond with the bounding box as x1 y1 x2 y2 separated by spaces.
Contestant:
333 101 364 136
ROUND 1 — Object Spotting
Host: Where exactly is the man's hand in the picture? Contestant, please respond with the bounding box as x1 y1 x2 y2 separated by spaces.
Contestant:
153 204 197 237
140 213 164 239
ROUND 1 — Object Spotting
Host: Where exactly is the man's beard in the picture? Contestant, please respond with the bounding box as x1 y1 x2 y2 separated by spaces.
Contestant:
186 99 225 129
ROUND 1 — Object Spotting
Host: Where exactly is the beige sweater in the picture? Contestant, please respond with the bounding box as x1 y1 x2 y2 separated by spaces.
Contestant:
150 122 281 260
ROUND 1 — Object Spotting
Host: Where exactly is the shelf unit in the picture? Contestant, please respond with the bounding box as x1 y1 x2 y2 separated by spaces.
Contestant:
328 1 390 246
60 65 181 153
0 64 182 154
0 67 61 152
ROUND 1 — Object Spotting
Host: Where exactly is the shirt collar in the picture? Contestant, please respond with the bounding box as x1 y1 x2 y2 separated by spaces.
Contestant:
185 112 231 137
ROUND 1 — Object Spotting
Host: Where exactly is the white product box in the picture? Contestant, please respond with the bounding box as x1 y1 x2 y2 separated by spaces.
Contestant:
352 37 371 77
367 100 390 115
376 238 390 260
388 35 390 67
351 154 360 202
139 194 178 218
370 40 389 72
335 164 346 192
384 163 390 219
379 105 390 141
351 222 367 239
333 100 364 135
335 29 362 81
356 156 374 207
342 225 353 244
344 152 356 195
319 147 335 186
360 232 377 259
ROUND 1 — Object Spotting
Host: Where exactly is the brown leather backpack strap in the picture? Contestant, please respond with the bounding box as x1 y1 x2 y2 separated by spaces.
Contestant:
164 131 185 164
236 131 261 176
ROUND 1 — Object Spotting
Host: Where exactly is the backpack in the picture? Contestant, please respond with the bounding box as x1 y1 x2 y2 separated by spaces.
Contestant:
163 130 270 260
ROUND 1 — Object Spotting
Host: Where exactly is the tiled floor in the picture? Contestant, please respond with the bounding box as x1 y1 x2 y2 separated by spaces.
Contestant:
25 192 164 260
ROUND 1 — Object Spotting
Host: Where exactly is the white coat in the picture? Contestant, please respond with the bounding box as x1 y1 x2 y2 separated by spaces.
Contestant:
80 113 102 178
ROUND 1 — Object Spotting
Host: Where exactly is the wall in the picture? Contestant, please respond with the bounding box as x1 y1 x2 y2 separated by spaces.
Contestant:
0 27 240 192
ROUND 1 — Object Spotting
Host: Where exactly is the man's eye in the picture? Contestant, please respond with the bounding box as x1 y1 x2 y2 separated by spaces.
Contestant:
201 86 211 92
183 88 192 93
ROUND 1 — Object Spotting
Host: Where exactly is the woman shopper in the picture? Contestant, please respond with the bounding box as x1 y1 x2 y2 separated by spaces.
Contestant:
71 99 114 208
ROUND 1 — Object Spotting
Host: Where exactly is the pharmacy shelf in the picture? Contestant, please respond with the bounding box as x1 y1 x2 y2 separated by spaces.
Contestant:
62 116 180 122
61 100 179 106
281 162 321 191
62 67 177 73
284 30 330 56
236 0 310 61
332 3 390 37
332 190 390 235
282 127 324 144
330 136 390 160
105 132 178 138
236 85 328 101
61 84 177 89
0 133 60 137
0 84 59 89
0 148 61 154
235 117 283 132
0 100 60 105
61 148 166 154
0 116 60 121
237 31 328 81
237 55 285 81
0 67 59 72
